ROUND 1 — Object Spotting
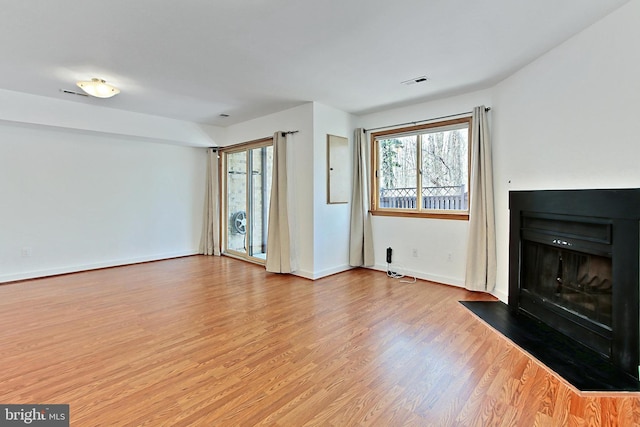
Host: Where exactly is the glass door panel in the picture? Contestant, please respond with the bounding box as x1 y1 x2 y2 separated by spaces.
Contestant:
248 146 273 260
226 151 247 255
223 141 273 264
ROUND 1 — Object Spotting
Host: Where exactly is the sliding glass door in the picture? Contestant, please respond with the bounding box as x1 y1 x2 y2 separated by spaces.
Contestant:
223 140 273 263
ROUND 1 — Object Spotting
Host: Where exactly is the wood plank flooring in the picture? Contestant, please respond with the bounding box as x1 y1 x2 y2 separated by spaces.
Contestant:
461 301 640 392
1 255 639 426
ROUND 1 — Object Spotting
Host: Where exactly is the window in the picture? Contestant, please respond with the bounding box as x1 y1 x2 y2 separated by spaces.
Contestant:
222 138 273 263
371 117 471 220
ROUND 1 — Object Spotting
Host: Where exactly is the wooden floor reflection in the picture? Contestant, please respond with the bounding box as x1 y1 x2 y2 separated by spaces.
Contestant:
1 256 639 426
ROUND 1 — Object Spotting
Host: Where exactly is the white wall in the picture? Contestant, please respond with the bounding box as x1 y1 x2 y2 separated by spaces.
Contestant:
490 0 640 301
224 103 316 278
355 1 640 297
0 121 206 283
0 88 223 147
223 102 356 279
312 103 355 278
6 1 637 289
356 90 493 286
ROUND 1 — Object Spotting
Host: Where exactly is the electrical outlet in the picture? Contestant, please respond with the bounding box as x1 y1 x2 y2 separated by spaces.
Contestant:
412 248 418 257
447 252 453 262
21 247 32 257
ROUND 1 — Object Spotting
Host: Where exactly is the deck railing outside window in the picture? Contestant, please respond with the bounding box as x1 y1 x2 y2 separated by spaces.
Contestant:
380 185 467 210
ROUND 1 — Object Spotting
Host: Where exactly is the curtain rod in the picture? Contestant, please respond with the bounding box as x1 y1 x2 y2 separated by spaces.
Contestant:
363 107 491 133
207 130 299 150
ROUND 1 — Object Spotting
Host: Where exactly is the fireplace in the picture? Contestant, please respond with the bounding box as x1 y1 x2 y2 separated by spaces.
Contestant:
509 189 640 379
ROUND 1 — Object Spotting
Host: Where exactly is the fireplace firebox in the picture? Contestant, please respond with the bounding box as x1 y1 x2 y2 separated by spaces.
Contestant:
509 189 640 379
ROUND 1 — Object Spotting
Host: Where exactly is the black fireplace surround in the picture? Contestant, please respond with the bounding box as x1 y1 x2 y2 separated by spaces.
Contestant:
509 189 640 379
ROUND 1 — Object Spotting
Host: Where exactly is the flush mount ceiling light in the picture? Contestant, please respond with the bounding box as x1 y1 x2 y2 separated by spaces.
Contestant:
76 78 120 98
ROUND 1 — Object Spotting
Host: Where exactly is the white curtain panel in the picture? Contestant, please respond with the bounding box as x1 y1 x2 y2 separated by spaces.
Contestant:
266 132 296 273
349 128 375 267
199 148 221 256
464 106 497 291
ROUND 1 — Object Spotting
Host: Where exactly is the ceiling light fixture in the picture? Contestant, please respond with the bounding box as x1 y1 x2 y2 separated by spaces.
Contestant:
76 78 120 98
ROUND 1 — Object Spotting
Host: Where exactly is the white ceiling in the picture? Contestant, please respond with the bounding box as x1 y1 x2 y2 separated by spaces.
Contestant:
0 0 630 127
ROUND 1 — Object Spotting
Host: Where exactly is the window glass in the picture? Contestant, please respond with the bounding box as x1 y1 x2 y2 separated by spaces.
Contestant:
222 139 273 263
371 117 470 219
378 136 417 209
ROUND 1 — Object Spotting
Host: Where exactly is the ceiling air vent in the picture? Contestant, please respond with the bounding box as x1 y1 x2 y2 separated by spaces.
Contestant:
401 75 430 86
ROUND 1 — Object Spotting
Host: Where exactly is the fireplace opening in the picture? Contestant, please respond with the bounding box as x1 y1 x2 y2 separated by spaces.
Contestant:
509 189 640 379
521 241 612 357
522 244 612 328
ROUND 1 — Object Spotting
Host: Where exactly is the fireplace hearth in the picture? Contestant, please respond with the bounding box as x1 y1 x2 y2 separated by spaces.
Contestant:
509 189 640 380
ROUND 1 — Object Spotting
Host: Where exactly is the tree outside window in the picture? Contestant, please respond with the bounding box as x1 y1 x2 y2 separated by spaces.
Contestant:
371 117 471 220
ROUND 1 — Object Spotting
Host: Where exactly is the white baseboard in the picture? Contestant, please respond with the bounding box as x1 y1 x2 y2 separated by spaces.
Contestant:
371 263 465 288
292 264 354 280
0 251 198 283
292 269 314 280
492 288 508 303
4 256 505 304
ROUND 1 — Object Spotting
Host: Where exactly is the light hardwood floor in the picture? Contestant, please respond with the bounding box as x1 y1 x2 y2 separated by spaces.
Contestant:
1 256 639 426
